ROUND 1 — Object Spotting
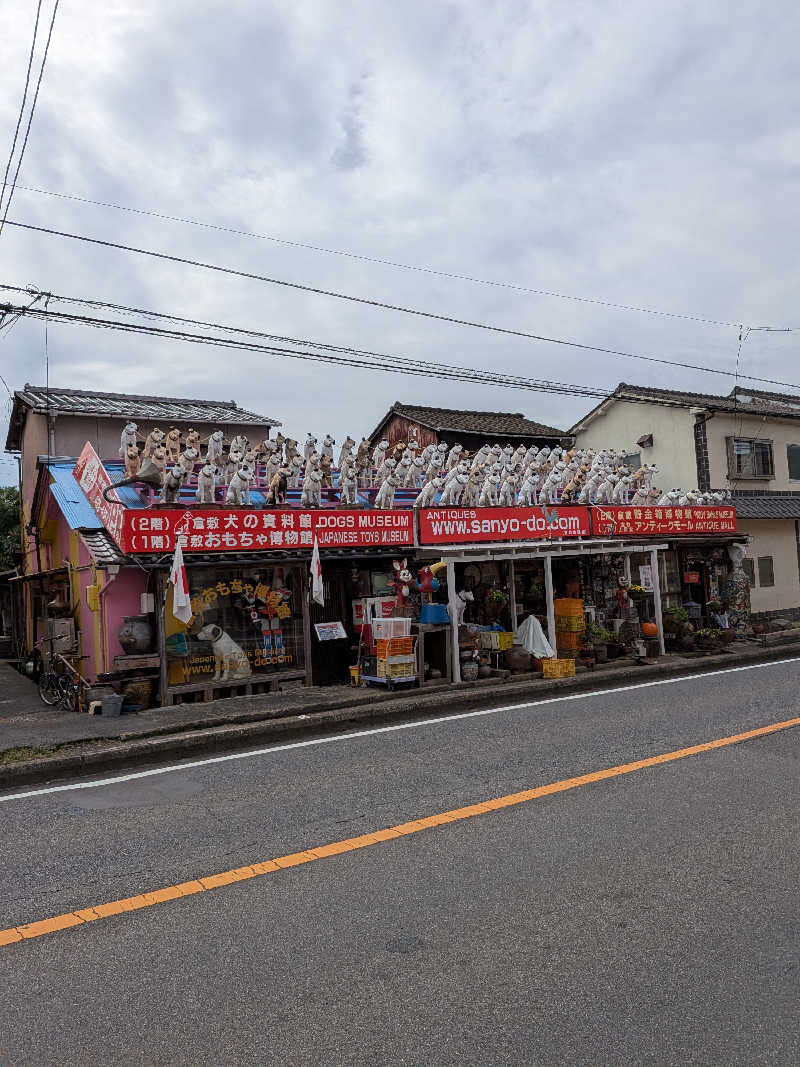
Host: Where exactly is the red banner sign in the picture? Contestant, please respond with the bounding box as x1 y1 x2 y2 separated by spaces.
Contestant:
73 442 124 548
418 506 591 545
119 508 413 553
591 505 737 537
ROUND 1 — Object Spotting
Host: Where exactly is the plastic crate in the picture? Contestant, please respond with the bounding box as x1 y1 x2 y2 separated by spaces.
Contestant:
555 616 585 633
542 657 576 679
554 598 584 617
376 636 415 658
371 618 412 640
476 631 514 650
377 657 416 678
556 631 584 650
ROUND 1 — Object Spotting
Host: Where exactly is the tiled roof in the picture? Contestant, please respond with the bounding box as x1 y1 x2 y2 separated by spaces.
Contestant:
732 493 800 520
80 531 127 565
11 384 280 426
570 381 800 433
375 402 565 439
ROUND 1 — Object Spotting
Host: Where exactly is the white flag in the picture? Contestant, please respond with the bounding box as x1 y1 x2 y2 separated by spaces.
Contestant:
169 541 193 624
311 536 324 606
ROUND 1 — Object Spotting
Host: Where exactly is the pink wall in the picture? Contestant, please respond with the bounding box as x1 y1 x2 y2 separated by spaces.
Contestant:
103 567 150 664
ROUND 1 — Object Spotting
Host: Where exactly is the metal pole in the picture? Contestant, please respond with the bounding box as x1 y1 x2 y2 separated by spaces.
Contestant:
447 560 461 683
650 547 665 655
157 572 168 706
544 554 556 651
508 558 518 635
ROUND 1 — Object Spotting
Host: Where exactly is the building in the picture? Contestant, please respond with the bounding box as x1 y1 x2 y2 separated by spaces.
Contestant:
368 402 567 455
570 382 800 619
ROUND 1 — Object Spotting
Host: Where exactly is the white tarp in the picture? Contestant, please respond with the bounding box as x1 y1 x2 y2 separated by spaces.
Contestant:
516 613 555 659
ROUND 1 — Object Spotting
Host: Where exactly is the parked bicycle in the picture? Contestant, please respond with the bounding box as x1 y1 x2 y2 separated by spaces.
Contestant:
36 640 90 712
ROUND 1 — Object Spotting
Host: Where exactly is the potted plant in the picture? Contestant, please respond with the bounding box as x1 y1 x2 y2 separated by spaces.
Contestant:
693 627 723 652
585 621 614 663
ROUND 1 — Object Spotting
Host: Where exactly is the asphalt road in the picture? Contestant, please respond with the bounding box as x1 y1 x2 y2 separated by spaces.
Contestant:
1 658 798 1066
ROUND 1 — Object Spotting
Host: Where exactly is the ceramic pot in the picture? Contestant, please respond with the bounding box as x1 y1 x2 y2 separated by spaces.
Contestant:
506 645 533 673
118 615 153 654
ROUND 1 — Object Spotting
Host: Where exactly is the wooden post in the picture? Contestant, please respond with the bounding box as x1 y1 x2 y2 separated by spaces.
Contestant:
544 554 556 651
302 574 313 687
508 558 518 635
157 572 168 707
650 547 666 655
447 560 461 684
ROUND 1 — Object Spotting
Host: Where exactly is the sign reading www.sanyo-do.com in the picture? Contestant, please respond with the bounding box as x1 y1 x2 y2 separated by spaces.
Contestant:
418 506 591 545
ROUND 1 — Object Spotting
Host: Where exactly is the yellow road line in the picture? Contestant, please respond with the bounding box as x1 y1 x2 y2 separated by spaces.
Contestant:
2 714 798 948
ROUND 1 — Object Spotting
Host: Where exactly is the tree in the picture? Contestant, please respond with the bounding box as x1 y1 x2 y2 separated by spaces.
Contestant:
0 486 21 569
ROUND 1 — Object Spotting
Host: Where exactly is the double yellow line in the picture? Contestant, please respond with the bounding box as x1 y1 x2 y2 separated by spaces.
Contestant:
3 714 798 948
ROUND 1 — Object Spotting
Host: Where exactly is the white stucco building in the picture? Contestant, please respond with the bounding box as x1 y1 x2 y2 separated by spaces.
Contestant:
570 383 800 619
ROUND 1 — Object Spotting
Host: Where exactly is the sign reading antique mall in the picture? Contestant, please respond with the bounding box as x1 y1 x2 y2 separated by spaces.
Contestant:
73 442 124 548
119 508 413 553
591 505 737 537
418 506 591 545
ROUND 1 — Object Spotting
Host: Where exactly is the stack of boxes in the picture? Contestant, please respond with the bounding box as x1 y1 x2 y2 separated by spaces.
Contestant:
376 636 416 679
554 598 585 660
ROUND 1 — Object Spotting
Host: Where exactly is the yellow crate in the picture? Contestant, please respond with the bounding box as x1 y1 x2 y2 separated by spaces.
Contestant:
477 631 514 650
542 657 576 679
377 657 416 678
555 616 585 633
554 598 584 617
556 631 583 650
377 637 414 658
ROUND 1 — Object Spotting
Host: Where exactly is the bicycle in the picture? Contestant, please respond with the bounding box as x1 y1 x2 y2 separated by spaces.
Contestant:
36 641 90 712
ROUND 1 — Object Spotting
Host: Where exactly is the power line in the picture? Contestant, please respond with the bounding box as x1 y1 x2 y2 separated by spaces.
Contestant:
0 3 43 218
0 0 60 240
11 185 748 329
0 222 797 391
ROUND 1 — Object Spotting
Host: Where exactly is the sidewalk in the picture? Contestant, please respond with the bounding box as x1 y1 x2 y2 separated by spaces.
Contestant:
2 632 800 788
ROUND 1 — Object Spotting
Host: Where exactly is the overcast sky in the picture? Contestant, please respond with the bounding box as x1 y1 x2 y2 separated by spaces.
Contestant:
1 0 799 485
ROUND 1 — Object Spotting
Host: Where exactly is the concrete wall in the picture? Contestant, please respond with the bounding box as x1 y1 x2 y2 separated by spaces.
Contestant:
738 519 800 617
574 401 699 493
705 411 800 490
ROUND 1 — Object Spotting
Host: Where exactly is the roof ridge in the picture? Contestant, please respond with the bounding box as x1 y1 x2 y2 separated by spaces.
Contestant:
21 383 241 409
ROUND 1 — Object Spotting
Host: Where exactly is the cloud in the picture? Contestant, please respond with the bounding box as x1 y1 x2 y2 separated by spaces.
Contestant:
1 0 799 484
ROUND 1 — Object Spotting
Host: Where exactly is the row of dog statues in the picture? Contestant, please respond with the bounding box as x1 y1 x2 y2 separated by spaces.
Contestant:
116 422 732 510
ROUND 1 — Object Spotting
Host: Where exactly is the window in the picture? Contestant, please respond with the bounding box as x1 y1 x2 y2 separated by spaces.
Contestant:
726 437 774 479
623 452 641 470
757 556 775 587
742 558 756 586
788 445 800 480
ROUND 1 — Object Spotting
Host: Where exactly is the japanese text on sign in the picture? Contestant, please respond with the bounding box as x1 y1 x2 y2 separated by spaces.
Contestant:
591 505 737 537
73 442 124 548
120 508 414 552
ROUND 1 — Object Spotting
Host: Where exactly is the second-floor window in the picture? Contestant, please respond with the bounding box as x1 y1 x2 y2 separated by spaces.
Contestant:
788 444 800 480
726 437 774 479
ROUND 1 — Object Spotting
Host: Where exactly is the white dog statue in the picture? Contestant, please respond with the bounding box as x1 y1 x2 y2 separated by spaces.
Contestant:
197 624 252 682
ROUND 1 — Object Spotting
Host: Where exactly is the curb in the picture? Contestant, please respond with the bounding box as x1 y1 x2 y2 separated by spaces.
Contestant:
2 639 799 790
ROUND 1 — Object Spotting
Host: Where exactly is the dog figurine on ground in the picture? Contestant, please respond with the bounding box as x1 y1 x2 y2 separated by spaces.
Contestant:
197 624 252 681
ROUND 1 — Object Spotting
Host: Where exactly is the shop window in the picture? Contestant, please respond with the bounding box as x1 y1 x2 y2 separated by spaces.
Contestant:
726 437 774 479
658 550 681 595
169 564 305 686
788 444 800 480
741 558 755 586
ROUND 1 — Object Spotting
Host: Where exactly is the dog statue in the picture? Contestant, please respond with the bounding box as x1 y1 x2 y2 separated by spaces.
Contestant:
375 473 400 509
226 462 254 506
195 462 217 504
301 468 323 507
119 421 138 457
414 477 443 508
161 465 187 505
197 624 252 681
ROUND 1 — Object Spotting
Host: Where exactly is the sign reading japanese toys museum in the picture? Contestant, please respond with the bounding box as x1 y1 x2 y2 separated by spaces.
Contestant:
119 508 414 553
591 505 737 537
417 506 591 545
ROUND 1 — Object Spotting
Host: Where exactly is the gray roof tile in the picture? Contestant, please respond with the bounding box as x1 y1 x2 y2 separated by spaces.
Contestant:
379 402 565 438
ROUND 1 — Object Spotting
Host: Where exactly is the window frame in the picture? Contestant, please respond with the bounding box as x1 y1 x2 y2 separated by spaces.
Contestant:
741 558 756 586
788 444 800 481
726 436 774 480
756 556 775 588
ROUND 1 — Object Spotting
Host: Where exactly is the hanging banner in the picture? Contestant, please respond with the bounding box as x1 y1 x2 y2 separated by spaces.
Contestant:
119 508 413 553
591 505 737 537
417 506 591 545
73 442 124 548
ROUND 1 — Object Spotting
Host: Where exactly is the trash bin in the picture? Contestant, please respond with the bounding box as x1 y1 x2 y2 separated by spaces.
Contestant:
101 693 124 717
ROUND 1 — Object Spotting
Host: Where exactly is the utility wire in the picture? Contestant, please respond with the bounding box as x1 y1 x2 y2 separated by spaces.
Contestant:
0 261 798 392
0 3 43 217
12 184 748 329
0 0 60 240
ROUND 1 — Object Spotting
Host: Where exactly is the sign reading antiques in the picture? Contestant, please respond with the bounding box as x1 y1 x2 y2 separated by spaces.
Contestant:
418 506 591 545
591 505 737 537
119 508 414 553
73 442 124 548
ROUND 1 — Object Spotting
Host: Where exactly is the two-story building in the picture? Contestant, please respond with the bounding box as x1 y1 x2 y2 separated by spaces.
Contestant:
570 382 800 619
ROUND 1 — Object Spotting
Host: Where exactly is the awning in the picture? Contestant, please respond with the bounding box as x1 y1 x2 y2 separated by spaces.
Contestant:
9 566 69 583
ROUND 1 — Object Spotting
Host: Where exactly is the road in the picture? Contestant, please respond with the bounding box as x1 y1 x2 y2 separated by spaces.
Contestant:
1 658 798 1066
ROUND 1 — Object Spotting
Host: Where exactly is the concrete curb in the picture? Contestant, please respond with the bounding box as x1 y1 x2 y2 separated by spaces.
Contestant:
2 639 799 790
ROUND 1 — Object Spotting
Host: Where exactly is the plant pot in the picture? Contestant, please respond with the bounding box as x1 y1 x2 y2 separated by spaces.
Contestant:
593 642 608 663
118 615 154 654
506 645 533 673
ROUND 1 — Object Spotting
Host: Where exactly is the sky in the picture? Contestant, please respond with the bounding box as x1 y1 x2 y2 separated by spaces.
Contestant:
1 0 799 485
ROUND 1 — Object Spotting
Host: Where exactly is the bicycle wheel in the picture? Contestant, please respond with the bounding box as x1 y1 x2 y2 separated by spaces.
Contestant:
38 669 61 706
58 677 77 712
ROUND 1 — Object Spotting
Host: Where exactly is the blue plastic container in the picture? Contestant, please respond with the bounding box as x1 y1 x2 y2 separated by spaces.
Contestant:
419 603 450 624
